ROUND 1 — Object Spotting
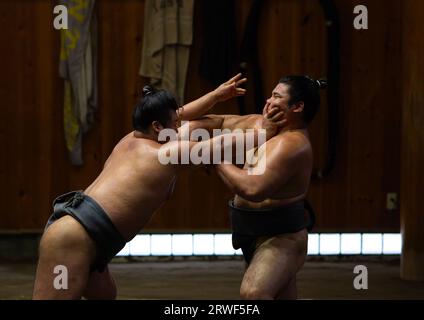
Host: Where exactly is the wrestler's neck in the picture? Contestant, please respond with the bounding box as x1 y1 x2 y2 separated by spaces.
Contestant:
279 119 308 134
134 130 160 142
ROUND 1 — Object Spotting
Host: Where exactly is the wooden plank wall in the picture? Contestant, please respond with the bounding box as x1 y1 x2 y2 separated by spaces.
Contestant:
0 0 402 232
400 0 424 280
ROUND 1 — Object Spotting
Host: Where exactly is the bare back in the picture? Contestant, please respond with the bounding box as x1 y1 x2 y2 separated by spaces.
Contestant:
84 132 177 240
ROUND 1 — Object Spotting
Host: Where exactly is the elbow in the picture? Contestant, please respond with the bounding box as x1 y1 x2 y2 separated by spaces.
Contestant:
241 185 267 202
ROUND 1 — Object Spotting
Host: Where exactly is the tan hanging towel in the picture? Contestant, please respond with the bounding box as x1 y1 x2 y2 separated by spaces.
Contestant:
59 0 97 165
140 0 194 105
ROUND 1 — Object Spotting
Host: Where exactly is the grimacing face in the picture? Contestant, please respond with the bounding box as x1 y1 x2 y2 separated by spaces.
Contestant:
265 83 292 117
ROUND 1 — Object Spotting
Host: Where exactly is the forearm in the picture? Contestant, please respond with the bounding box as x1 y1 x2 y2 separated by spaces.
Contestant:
216 165 238 193
190 131 256 164
182 115 224 137
221 114 261 131
178 112 263 140
216 164 260 200
178 73 247 121
178 91 219 121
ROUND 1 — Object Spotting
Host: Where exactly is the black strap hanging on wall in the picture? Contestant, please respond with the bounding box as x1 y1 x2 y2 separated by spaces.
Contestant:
199 0 236 86
238 0 340 180
237 0 265 115
313 0 340 180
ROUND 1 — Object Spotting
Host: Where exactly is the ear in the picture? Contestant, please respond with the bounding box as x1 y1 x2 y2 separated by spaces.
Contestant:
151 121 164 134
291 101 304 114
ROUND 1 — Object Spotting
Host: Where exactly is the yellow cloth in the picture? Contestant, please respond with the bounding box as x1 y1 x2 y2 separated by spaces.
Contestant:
60 0 97 165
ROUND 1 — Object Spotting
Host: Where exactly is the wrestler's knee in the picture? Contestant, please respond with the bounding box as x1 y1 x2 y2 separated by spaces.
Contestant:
102 282 117 300
240 285 274 300
84 269 117 300
84 282 117 300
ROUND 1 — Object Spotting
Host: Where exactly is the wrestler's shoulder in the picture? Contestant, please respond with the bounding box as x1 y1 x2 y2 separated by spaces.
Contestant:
268 131 311 155
275 129 310 143
116 134 163 157
132 140 163 156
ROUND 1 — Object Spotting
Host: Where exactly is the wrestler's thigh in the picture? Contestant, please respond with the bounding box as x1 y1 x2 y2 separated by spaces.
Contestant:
83 266 117 300
33 216 96 299
241 229 308 297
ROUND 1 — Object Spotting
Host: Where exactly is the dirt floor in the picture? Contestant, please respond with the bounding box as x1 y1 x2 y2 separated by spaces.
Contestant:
1 257 424 300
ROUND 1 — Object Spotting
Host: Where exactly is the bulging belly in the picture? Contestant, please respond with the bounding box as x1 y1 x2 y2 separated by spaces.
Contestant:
85 185 166 241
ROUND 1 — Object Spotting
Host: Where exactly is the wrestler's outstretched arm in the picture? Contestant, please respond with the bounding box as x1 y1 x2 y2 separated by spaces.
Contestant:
215 138 299 202
159 133 259 168
187 100 288 136
161 113 282 167
178 73 246 121
180 105 285 143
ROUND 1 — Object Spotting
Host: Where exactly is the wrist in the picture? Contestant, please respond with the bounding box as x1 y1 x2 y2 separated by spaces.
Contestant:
210 90 221 104
263 121 277 139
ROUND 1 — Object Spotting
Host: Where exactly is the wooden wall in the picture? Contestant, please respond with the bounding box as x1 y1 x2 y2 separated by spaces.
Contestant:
0 0 403 232
400 0 424 280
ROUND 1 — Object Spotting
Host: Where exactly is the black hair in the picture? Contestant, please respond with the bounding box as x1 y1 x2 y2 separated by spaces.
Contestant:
132 86 178 133
278 75 327 124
